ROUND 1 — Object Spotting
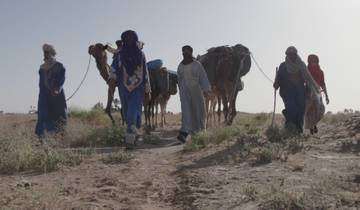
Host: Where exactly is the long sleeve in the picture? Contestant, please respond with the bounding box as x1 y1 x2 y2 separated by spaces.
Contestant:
56 65 65 91
49 63 65 92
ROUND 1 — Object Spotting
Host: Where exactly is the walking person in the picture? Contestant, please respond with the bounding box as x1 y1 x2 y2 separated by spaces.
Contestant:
177 45 211 143
305 54 329 134
111 30 151 148
273 46 319 134
35 44 67 138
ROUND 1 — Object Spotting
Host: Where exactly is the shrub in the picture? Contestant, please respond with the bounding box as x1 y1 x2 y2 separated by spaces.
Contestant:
242 184 258 201
183 131 209 152
101 151 133 164
87 126 125 147
253 147 273 165
143 134 161 145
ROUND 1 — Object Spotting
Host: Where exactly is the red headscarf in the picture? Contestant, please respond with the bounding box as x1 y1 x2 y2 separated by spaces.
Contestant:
307 54 325 88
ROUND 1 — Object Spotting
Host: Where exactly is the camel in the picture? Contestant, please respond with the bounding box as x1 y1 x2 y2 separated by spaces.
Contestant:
199 44 251 125
144 67 177 129
88 43 118 125
154 94 170 127
155 71 178 127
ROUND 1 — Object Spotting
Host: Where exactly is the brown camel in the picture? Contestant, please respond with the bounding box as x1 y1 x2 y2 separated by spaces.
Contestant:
199 44 251 125
88 43 118 125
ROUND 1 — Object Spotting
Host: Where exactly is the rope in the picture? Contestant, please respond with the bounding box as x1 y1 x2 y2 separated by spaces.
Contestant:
271 68 278 127
248 53 278 125
250 53 274 84
66 55 92 101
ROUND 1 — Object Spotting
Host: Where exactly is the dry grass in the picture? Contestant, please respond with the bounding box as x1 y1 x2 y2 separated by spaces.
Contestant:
0 127 92 174
184 113 305 166
0 108 126 174
101 151 133 164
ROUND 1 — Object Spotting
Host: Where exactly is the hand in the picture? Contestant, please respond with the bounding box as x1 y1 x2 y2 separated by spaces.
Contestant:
326 97 330 105
107 72 117 84
51 90 59 96
273 82 279 90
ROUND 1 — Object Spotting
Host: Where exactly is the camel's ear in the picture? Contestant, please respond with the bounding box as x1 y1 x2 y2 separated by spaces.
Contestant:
88 45 94 55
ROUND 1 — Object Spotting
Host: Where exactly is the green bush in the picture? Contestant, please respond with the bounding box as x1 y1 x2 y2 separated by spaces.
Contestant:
253 147 273 165
183 131 209 152
143 134 161 145
87 126 125 147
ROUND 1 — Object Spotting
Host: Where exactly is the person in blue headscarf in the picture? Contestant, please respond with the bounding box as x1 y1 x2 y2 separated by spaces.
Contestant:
273 46 306 134
35 44 67 138
111 30 151 148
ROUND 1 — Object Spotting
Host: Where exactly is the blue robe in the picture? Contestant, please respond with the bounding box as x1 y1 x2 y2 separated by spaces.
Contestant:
35 62 67 137
112 53 147 133
277 62 305 132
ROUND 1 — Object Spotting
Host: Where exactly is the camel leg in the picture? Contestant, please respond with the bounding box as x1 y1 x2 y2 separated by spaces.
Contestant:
155 102 159 128
151 101 156 130
227 90 239 125
160 100 165 127
205 96 210 129
221 92 228 124
211 97 217 126
162 96 170 126
217 96 222 124
143 101 149 129
163 103 167 126
105 84 116 125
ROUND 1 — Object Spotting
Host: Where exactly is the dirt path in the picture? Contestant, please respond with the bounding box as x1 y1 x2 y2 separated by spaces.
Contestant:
1 141 184 210
1 117 360 210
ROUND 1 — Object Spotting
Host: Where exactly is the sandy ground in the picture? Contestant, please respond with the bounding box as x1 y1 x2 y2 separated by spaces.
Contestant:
0 113 360 210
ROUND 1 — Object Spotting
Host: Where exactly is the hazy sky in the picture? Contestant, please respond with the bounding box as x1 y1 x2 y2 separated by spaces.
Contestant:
0 0 359 113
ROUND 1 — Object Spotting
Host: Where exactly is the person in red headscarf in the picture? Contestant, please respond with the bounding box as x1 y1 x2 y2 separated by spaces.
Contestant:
307 54 329 104
305 54 330 134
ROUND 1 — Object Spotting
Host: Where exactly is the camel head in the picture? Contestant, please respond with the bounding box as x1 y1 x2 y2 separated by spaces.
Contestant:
88 43 108 63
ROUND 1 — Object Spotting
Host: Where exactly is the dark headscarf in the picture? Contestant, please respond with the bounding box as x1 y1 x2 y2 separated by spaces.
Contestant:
120 30 143 76
182 45 193 53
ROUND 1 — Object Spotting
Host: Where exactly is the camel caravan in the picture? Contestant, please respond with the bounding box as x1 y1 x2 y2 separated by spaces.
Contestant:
37 31 328 149
88 42 251 130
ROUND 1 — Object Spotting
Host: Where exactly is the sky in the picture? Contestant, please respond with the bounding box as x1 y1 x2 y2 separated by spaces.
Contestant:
0 0 359 114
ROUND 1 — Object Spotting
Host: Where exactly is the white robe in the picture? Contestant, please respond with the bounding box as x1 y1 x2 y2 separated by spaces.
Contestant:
177 61 210 133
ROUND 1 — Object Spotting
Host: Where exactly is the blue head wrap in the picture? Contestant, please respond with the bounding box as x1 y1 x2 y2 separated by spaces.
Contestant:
120 30 143 76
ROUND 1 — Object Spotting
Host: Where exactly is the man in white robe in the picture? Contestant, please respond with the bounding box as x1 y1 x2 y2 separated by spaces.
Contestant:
177 45 211 143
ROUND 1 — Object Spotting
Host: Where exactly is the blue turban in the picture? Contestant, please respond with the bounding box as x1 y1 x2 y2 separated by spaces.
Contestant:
120 30 143 76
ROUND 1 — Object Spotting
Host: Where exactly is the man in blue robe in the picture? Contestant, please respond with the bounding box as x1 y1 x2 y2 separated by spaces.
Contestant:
111 30 151 148
35 44 67 138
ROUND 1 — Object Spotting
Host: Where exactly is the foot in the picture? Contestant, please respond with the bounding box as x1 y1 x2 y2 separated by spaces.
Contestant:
314 125 318 134
125 133 136 149
177 133 187 144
